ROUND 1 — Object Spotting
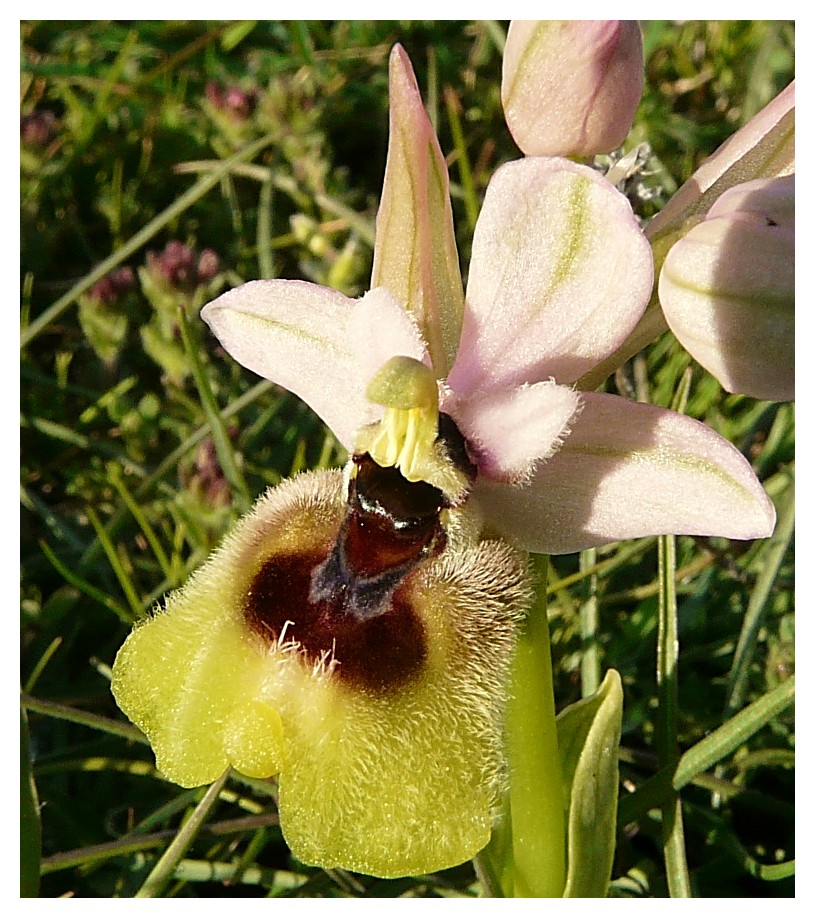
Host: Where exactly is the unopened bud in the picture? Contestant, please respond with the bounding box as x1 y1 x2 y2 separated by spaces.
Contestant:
502 20 644 158
659 175 794 401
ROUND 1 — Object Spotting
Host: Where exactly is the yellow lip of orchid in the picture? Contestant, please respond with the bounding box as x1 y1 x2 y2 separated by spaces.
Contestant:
111 468 531 878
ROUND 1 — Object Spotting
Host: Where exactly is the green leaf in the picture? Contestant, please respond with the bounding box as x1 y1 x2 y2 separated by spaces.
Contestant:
558 669 623 898
21 707 41 897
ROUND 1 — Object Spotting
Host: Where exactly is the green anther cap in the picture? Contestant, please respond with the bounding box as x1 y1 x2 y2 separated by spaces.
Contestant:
366 356 438 410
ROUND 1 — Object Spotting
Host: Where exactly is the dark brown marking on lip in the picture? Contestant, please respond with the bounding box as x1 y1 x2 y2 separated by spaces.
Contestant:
243 427 478 693
244 549 426 693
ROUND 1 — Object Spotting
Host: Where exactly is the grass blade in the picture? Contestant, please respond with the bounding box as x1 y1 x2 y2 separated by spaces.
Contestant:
675 677 795 789
21 692 148 745
135 769 231 898
86 506 145 621
20 708 42 898
176 302 251 512
39 539 135 625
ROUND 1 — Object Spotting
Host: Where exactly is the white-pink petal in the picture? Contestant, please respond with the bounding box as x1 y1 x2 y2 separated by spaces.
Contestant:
371 45 465 376
348 287 430 390
201 281 427 450
473 392 776 554
647 81 794 240
444 381 580 484
448 158 653 395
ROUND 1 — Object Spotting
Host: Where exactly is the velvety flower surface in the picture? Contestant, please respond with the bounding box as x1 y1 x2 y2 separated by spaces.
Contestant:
660 175 794 401
112 470 530 876
501 20 644 158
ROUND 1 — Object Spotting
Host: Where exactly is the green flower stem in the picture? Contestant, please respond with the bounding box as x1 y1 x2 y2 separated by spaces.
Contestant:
657 534 692 897
503 556 566 898
579 547 600 698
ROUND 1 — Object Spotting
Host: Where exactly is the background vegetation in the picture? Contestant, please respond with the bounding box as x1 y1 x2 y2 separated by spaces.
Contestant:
21 20 794 898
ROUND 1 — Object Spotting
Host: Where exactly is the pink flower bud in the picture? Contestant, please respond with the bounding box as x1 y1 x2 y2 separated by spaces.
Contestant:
659 175 794 401
87 266 135 306
197 248 220 283
502 20 644 157
21 111 56 146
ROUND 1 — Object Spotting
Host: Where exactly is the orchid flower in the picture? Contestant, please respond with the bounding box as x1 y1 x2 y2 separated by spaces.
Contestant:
202 50 774 554
111 44 775 882
502 20 644 158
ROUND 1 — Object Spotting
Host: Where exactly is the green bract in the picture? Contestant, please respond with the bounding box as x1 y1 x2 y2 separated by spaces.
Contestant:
558 670 623 897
